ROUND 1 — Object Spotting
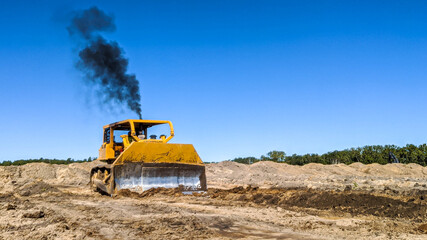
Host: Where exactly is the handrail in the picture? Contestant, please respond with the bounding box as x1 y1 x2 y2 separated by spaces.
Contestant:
127 119 175 143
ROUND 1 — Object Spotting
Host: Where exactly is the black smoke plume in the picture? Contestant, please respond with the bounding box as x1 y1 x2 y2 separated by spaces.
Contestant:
67 7 142 119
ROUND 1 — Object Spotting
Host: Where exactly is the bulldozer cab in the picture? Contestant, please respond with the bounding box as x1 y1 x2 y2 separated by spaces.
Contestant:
99 120 175 163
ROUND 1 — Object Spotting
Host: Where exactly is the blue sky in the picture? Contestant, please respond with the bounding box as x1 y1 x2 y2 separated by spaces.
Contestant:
1 1 427 162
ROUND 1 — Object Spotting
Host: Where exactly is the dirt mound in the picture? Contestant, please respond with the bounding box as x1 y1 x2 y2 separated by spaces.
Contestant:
208 186 427 220
17 180 59 196
0 161 102 194
22 210 45 218
206 161 427 191
287 190 425 219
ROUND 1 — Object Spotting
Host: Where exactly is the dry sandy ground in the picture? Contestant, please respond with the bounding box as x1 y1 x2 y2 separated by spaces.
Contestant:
0 161 426 239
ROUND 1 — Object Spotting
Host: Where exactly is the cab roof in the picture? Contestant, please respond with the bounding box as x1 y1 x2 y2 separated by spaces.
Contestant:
103 119 172 129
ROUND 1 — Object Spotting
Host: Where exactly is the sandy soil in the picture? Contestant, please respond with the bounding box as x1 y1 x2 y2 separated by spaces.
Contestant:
0 161 426 239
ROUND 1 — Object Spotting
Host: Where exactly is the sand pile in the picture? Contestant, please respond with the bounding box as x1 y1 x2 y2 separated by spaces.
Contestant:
17 180 59 196
206 161 427 192
0 161 99 194
0 160 426 194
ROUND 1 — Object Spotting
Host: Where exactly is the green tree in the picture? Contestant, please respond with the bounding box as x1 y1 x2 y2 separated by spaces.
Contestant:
267 151 286 162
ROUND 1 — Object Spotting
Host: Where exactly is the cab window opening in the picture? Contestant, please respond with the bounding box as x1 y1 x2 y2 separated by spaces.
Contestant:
113 129 131 143
104 128 111 144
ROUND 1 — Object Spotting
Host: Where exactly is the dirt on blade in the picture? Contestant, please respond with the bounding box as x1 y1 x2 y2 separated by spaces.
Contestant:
0 160 426 239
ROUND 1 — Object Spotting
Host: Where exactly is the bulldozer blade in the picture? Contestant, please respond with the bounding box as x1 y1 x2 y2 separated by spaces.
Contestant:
113 163 207 193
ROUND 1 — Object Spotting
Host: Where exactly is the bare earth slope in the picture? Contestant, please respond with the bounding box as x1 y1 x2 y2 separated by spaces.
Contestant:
207 161 427 192
0 161 426 239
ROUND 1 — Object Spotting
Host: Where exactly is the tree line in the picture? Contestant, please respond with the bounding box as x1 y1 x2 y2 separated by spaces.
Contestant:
230 144 427 166
0 157 96 166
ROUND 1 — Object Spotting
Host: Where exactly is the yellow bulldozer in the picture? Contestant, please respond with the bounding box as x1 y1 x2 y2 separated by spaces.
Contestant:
90 119 207 195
